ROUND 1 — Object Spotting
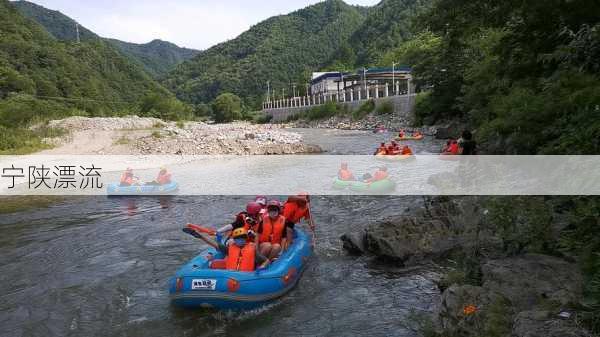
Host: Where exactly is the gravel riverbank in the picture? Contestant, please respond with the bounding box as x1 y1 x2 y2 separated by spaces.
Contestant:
42 116 321 155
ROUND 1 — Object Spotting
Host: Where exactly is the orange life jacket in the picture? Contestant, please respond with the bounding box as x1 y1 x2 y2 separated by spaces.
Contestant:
120 173 133 185
376 146 387 155
373 170 388 181
259 214 286 244
225 242 256 272
339 169 354 181
283 201 309 224
402 147 413 155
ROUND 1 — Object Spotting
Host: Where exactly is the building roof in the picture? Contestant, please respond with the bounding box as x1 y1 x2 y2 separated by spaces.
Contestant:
357 66 412 74
310 72 343 84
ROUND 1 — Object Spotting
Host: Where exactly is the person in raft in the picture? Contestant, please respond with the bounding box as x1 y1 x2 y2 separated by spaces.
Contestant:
146 167 172 185
254 195 268 215
215 201 263 245
458 130 477 155
365 166 389 183
338 162 355 181
374 142 388 155
257 200 289 260
401 145 413 155
207 227 269 272
398 130 406 138
387 141 401 155
282 193 314 250
442 139 459 155
119 168 139 186
413 131 423 138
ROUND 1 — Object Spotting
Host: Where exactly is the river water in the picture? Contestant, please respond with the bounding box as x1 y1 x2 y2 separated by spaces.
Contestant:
0 129 444 337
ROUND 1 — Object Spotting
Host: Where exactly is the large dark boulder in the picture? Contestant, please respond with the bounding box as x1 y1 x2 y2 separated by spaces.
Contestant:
482 254 583 312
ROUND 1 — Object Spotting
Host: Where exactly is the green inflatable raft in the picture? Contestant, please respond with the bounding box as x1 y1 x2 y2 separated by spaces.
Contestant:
332 177 355 190
349 179 396 194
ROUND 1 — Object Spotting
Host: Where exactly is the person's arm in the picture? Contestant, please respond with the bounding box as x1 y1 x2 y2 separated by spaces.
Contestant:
216 224 233 234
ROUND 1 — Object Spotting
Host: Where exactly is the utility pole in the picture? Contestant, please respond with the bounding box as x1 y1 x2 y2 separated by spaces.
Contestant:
363 67 367 94
392 62 396 95
75 23 80 43
266 81 270 102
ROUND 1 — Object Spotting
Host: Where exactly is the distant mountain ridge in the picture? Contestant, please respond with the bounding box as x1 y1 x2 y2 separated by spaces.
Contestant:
0 0 170 114
164 0 430 107
164 0 370 107
11 0 201 78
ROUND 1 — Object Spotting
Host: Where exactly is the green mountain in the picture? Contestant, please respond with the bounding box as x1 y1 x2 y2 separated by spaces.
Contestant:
164 0 369 107
106 38 200 78
11 1 200 78
0 0 170 120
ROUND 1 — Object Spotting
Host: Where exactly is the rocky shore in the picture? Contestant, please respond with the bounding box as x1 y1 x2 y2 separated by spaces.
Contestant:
285 112 468 140
43 116 321 155
341 197 593 337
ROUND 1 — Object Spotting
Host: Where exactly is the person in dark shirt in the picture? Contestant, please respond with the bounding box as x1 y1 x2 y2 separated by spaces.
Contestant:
459 130 477 155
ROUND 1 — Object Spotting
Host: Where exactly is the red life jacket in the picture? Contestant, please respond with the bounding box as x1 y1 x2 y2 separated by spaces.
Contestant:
120 173 133 185
157 172 171 185
283 201 309 224
339 169 354 181
259 214 286 244
449 143 459 155
225 242 256 272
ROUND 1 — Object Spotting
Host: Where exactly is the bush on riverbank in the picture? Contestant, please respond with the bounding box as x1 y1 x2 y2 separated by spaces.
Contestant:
375 99 394 115
352 99 375 120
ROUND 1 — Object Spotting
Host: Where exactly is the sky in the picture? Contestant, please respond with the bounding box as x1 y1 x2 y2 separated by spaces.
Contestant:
24 0 381 50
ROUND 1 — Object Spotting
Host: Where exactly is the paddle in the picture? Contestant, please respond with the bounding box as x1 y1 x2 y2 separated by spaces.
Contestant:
186 223 217 236
182 226 219 249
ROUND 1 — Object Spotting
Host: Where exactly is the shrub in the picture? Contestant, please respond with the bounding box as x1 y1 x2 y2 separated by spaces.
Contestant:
376 99 394 114
352 99 375 120
212 93 243 123
305 101 339 120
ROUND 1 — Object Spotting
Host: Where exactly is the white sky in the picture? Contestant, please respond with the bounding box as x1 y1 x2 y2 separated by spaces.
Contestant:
22 0 381 49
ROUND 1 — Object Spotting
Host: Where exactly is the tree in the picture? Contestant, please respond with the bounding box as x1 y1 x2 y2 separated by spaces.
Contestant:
212 93 242 123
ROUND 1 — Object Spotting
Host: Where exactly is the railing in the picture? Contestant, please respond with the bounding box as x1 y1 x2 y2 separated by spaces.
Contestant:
262 82 412 111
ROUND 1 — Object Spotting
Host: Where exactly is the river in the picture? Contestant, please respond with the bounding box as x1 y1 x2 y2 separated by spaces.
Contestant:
0 129 444 337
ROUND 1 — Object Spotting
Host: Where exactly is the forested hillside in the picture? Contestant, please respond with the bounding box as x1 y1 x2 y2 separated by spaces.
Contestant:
331 0 431 70
12 1 200 78
399 0 600 154
0 0 189 152
106 39 200 78
164 0 368 107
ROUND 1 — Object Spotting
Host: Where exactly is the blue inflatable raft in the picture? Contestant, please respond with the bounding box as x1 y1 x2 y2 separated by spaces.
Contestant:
106 182 179 195
169 229 313 310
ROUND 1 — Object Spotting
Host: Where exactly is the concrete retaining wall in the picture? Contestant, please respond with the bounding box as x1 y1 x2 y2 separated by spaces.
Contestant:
263 94 416 122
